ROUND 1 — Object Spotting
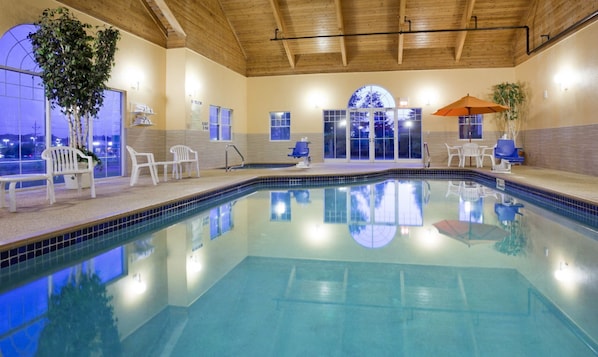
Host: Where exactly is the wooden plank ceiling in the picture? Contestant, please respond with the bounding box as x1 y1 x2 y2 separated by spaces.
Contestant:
57 0 597 77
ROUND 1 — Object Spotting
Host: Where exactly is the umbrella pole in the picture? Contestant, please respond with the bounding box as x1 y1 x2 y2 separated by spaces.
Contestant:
468 109 472 166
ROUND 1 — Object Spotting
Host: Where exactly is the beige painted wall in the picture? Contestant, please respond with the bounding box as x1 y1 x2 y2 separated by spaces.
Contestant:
247 68 516 135
516 20 598 129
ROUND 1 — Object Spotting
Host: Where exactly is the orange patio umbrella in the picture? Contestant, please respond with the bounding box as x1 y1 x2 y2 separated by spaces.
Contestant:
433 94 509 141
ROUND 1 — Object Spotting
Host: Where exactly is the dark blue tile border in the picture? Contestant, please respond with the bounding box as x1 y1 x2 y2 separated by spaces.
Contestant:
1 168 597 270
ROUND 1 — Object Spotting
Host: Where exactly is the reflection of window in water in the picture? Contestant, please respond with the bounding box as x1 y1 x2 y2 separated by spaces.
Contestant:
210 203 234 239
324 187 348 223
270 191 291 221
345 180 424 248
187 216 206 250
129 238 154 263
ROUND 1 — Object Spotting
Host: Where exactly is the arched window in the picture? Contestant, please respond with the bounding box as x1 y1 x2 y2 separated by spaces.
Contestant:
0 24 40 71
0 24 46 181
348 85 396 108
0 24 123 184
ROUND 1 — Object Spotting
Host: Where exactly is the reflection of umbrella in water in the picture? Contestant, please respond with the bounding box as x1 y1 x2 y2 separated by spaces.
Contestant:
432 94 509 142
433 220 508 247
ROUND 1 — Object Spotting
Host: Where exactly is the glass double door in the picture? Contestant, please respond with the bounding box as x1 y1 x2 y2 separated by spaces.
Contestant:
324 108 422 162
349 108 396 161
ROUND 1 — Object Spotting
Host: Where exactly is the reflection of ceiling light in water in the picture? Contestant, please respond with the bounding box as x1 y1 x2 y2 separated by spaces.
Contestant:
274 202 286 215
189 254 203 273
310 224 323 240
554 261 571 281
420 228 441 248
132 273 147 295
463 201 472 213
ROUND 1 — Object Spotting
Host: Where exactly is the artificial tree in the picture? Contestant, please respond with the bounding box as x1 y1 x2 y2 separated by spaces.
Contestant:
491 82 528 146
28 7 120 165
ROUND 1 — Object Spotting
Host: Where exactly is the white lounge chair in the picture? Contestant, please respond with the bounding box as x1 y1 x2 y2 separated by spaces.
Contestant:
170 145 200 178
42 146 96 198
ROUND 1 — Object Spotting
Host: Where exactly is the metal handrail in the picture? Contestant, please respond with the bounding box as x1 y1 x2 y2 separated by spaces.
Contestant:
225 144 245 171
423 141 431 168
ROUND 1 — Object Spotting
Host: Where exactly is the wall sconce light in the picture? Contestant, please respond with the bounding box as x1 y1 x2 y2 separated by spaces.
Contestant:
128 68 144 91
399 97 409 107
131 80 140 91
186 82 201 98
554 70 577 91
132 273 147 294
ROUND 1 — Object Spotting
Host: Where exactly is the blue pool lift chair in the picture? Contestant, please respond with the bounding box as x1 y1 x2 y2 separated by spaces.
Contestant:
495 202 524 223
288 140 311 168
492 139 524 172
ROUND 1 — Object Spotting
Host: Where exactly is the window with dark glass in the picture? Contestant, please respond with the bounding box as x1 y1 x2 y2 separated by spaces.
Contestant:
459 114 483 140
270 111 290 141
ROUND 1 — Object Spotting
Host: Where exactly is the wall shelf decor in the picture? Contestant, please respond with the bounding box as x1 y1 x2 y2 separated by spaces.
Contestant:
131 103 155 126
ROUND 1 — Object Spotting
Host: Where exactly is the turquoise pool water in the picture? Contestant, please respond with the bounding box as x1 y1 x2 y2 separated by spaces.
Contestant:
1 178 597 356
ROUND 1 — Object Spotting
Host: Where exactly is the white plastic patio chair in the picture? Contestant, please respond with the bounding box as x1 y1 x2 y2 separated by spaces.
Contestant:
460 143 482 167
480 145 496 167
42 146 96 198
126 145 159 186
445 143 462 167
170 145 200 179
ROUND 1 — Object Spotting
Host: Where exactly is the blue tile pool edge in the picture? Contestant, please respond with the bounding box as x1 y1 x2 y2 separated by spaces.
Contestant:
1 168 597 270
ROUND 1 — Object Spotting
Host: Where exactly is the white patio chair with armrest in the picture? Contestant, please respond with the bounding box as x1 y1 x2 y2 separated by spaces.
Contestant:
42 146 96 198
460 143 482 167
170 145 200 179
480 145 496 167
445 143 462 167
126 145 159 186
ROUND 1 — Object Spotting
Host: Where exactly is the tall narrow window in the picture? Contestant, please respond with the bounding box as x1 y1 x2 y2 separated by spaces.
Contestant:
270 111 290 141
323 110 347 159
459 114 483 140
209 105 233 141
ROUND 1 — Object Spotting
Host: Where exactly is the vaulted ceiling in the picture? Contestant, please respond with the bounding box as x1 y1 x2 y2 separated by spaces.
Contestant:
57 0 597 77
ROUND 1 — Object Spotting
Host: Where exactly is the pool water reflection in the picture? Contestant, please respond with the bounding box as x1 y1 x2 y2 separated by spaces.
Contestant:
1 179 597 356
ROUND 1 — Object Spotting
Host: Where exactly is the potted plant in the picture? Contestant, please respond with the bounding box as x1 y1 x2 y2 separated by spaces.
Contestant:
28 7 120 186
491 82 528 146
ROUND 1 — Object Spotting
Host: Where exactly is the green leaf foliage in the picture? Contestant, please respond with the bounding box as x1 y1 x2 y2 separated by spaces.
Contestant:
27 7 120 150
36 273 121 356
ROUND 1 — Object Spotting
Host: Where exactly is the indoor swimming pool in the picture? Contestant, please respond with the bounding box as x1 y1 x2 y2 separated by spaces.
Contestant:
1 177 597 356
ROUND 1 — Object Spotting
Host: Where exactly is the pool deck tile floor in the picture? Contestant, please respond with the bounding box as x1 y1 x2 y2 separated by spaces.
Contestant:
1 164 597 249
